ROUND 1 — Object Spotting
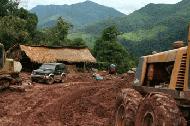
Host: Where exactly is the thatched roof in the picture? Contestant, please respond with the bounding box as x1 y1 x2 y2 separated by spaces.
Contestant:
19 45 96 63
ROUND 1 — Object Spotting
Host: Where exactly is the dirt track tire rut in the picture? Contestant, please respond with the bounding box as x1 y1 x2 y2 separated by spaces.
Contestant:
59 86 102 125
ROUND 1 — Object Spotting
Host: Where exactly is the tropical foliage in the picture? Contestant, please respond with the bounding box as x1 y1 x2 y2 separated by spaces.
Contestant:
0 0 38 49
84 0 190 57
94 26 135 73
0 0 87 49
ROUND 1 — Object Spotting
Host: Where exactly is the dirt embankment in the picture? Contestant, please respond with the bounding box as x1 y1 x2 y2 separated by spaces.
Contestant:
0 72 134 126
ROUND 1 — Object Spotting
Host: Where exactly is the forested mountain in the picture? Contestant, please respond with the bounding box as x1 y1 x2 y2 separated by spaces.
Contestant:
84 3 174 34
83 0 190 57
31 1 125 28
31 0 190 58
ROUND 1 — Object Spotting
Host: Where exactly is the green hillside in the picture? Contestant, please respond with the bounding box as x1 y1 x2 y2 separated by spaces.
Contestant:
83 3 176 34
83 0 190 57
120 25 167 42
30 1 125 28
68 32 96 49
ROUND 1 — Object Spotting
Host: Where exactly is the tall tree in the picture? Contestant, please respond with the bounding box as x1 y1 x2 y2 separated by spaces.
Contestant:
0 0 18 17
0 0 38 49
15 8 38 36
101 25 120 41
94 26 135 73
43 17 73 46
0 16 29 49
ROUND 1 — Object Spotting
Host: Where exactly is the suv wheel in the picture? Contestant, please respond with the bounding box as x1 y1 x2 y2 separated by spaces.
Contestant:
60 75 66 83
31 78 36 83
46 76 54 84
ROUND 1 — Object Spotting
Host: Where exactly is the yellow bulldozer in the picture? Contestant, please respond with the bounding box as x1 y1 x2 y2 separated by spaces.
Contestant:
115 26 190 126
0 43 22 89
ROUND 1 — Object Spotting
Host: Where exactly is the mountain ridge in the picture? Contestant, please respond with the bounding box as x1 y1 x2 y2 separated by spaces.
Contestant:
31 0 125 28
82 0 190 57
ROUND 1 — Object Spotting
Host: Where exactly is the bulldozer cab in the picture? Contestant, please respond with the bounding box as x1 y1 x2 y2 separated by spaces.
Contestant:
134 37 190 91
0 43 22 89
0 43 22 75
134 46 190 91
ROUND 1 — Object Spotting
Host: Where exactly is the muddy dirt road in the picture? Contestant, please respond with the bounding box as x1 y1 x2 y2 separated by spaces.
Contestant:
0 72 133 126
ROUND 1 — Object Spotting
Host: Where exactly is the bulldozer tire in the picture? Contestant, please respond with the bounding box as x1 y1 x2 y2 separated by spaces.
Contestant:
115 88 143 126
135 92 187 126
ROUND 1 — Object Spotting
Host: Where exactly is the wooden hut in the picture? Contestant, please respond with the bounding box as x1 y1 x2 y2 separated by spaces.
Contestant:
7 45 96 72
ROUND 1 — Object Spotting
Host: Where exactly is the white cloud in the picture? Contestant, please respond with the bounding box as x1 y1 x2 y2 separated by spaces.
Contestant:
21 0 182 14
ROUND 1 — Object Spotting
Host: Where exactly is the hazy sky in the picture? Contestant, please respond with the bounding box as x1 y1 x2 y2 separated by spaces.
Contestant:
22 0 182 14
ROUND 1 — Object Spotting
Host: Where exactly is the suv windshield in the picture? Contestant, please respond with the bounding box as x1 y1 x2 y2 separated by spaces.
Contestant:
39 64 56 70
